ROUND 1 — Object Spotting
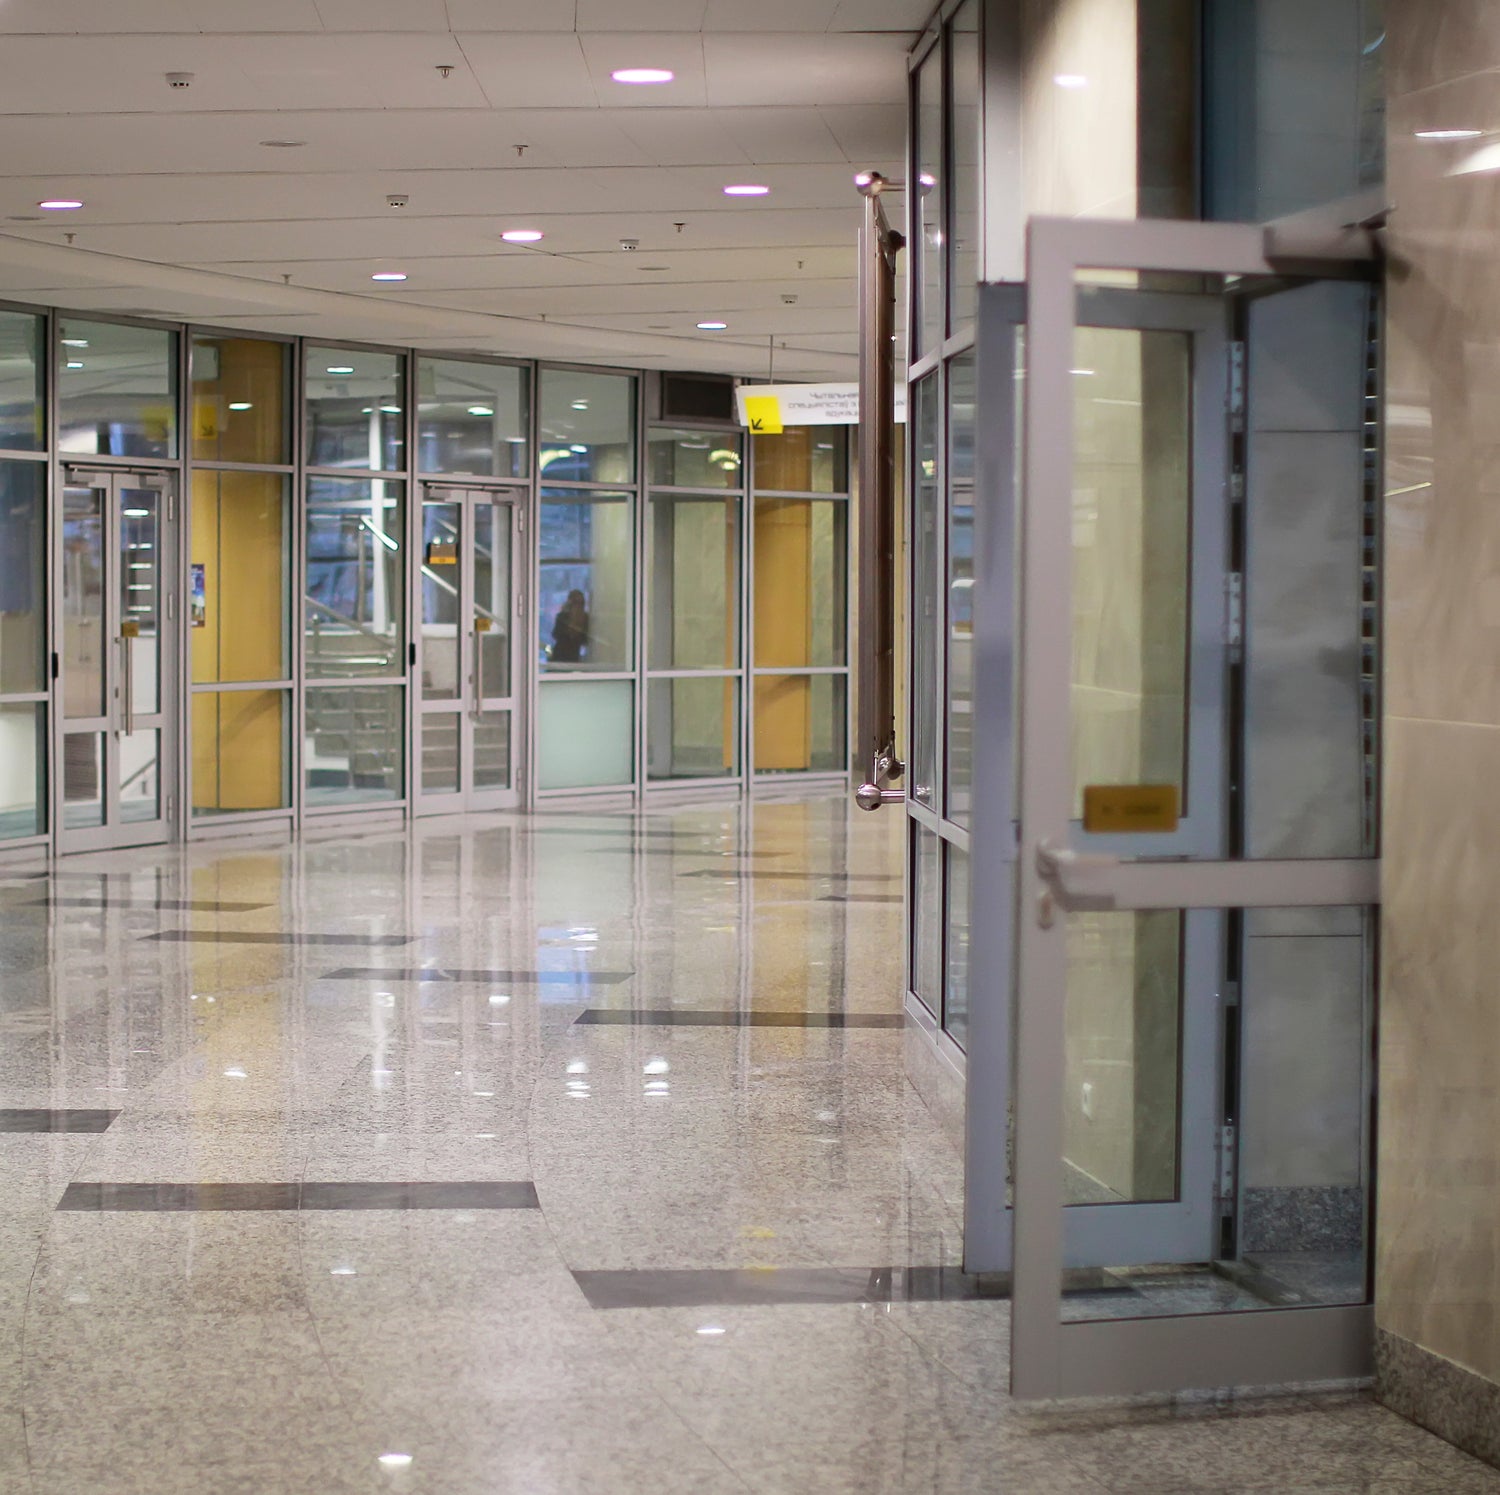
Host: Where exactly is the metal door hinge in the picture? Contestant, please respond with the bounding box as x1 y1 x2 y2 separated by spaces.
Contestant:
167 794 177 823
1216 1123 1237 1203
1224 571 1243 655
1228 340 1246 430
167 594 175 622
1221 980 1240 1008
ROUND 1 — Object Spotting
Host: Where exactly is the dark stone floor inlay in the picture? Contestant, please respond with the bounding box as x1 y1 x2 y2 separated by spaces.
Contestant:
145 931 412 946
575 1009 904 1029
323 967 634 985
0 1108 119 1134
30 897 274 913
57 1180 539 1212
573 1266 1014 1310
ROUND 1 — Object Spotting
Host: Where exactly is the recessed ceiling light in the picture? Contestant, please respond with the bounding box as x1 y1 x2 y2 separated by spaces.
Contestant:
380 405 401 414
502 229 544 243
612 68 674 84
571 399 589 410
1054 73 1088 88
723 184 769 197
1416 128 1484 139
371 271 407 282
467 405 494 416
38 199 83 211
697 321 728 330
570 444 588 454
378 1454 413 1469
326 365 355 375
228 402 253 411
65 360 84 369
61 338 88 348
260 139 307 148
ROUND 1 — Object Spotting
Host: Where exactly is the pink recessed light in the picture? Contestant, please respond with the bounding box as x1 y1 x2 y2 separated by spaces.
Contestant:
38 199 83 211
612 68 674 84
502 229 544 243
371 271 407 282
723 184 769 197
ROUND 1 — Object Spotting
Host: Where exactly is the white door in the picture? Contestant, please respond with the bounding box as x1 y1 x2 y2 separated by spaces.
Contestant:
968 216 1382 1397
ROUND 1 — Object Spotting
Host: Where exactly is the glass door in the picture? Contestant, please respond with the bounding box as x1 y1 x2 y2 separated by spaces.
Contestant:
969 217 1381 1397
59 469 178 851
415 486 522 812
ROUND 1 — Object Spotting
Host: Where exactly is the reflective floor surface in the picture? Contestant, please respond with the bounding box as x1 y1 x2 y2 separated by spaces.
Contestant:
0 792 1495 1493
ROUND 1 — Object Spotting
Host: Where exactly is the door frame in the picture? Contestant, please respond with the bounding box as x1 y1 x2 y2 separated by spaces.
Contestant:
412 483 526 814
54 465 180 854
969 217 1382 1399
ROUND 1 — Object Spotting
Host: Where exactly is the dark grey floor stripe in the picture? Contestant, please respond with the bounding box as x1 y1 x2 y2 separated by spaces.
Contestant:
572 1266 1014 1310
575 1009 904 1029
30 897 274 913
678 869 899 882
821 894 904 904
572 1265 1138 1310
144 931 411 946
323 967 633 985
0 1108 119 1134
57 1180 539 1212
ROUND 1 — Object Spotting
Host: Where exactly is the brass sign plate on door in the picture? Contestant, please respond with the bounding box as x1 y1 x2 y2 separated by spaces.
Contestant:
120 621 141 639
1082 784 1179 834
474 617 493 633
426 542 458 565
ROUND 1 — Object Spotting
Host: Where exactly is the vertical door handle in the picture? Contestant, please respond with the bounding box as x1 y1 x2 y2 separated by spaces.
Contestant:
118 622 139 737
472 616 489 719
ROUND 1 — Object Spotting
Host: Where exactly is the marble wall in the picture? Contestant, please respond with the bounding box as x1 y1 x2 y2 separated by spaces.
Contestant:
1377 0 1500 1461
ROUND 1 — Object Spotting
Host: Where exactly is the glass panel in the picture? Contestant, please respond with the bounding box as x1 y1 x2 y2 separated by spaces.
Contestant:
0 310 43 450
539 489 632 672
119 488 161 716
539 369 635 484
911 825 942 1017
420 501 462 702
911 374 940 808
650 428 743 489
752 428 847 493
1058 906 1372 1321
119 728 160 822
305 684 404 805
62 733 104 828
62 483 105 719
538 679 633 789
647 676 739 780
946 355 976 823
473 709 511 790
944 842 970 1048
753 673 845 773
473 504 512 699
949 1 980 333
0 702 44 839
421 713 461 794
0 460 45 693
1070 327 1191 819
305 477 405 678
306 347 404 471
914 43 945 355
58 319 177 459
1064 910 1182 1207
192 690 288 815
752 499 846 668
649 497 738 670
190 471 289 684
417 357 528 478
190 335 290 464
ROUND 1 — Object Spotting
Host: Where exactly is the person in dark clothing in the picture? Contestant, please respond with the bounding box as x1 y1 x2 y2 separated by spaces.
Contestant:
551 588 589 663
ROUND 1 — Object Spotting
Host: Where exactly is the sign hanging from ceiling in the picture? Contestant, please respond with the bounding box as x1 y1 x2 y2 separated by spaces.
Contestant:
734 382 907 432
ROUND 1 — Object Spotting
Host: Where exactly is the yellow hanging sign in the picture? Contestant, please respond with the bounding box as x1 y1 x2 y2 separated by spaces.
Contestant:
742 395 783 435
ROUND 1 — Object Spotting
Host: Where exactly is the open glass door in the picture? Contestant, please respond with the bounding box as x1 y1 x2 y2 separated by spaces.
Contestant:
415 486 523 812
59 469 178 851
968 217 1381 1396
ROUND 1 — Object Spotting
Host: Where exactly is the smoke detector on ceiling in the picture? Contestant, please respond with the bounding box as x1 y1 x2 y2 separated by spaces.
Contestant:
619 238 639 252
165 72 195 89
781 293 798 305
386 194 410 209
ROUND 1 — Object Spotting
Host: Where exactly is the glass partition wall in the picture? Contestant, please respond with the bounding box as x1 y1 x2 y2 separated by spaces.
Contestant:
905 0 981 1055
0 311 857 859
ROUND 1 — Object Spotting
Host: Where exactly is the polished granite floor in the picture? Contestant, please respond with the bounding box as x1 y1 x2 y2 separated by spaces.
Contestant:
0 793 1494 1494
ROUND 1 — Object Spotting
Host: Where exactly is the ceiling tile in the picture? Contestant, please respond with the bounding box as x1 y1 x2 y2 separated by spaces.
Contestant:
702 33 909 106
456 33 597 108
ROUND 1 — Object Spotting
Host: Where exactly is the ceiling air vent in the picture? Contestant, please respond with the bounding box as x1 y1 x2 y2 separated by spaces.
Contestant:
661 372 733 423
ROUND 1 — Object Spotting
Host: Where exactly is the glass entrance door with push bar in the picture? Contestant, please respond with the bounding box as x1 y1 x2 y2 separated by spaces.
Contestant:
58 468 179 851
414 486 524 812
966 215 1383 1398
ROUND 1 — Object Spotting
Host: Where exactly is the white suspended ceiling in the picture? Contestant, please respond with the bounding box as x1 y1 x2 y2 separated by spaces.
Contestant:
0 0 929 378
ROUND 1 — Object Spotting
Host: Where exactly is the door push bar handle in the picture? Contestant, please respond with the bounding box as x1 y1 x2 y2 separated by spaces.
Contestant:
1034 840 1119 925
